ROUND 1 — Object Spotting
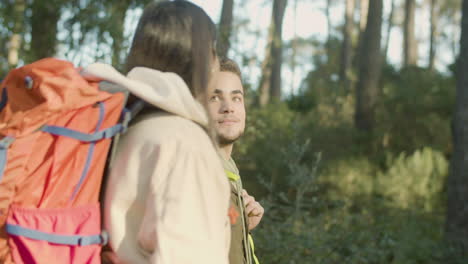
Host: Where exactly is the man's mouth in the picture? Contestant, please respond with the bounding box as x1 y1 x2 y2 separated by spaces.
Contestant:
218 119 238 125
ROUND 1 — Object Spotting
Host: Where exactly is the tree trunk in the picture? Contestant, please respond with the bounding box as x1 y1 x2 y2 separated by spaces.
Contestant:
258 23 274 106
108 1 131 70
270 0 288 100
217 0 234 58
290 0 298 94
8 0 26 68
446 0 468 254
340 0 355 92
354 0 368 70
29 0 61 62
403 0 418 66
428 0 438 71
258 0 288 105
325 0 332 63
383 0 395 64
354 0 383 132
359 0 369 35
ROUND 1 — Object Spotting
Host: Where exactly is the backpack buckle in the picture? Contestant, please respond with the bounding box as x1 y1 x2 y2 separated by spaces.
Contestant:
121 110 131 134
0 136 14 149
100 230 109 246
24 76 34 90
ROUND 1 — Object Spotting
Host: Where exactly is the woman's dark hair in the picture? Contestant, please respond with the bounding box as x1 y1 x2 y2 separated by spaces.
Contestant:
125 0 217 100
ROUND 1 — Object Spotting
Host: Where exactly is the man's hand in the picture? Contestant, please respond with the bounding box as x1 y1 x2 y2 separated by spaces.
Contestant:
101 250 122 264
242 189 264 231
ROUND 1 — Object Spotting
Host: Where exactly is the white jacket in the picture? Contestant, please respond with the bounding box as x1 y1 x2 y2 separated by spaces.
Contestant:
82 64 231 264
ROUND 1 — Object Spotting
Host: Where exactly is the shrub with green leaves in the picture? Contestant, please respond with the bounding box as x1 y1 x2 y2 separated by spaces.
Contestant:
235 64 461 263
377 147 448 212
378 66 455 154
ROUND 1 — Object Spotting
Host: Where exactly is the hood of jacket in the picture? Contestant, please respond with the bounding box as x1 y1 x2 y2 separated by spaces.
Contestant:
81 63 208 127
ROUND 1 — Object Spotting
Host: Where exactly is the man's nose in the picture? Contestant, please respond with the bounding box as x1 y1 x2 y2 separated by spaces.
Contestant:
221 100 234 113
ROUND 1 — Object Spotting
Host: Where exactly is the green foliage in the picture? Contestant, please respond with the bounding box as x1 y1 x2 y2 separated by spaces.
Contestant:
234 102 298 196
318 157 377 201
320 147 448 212
0 0 154 74
250 145 462 263
239 63 462 263
377 147 448 212
378 66 455 155
287 37 343 114
254 203 466 264
252 148 462 263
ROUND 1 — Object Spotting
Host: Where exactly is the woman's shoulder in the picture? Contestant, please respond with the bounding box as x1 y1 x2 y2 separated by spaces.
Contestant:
129 112 211 146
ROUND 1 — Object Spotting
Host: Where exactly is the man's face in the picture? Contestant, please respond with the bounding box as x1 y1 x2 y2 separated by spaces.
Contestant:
206 71 246 146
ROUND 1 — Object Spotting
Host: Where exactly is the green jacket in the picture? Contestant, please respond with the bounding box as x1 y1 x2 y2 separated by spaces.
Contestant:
222 157 259 264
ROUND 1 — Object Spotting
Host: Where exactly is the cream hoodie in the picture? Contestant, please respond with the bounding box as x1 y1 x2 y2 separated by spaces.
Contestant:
82 64 231 264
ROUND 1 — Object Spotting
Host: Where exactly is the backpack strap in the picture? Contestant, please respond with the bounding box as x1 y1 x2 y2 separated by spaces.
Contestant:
120 100 145 133
0 136 14 182
40 100 144 201
0 84 14 182
248 234 260 264
224 169 260 264
41 124 123 142
225 170 240 182
39 101 144 143
6 224 108 246
0 88 8 111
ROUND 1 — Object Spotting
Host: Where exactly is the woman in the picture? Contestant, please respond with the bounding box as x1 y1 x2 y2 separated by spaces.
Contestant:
86 1 231 263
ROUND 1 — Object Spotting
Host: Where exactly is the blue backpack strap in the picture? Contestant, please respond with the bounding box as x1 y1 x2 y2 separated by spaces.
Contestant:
120 100 145 133
41 124 123 142
0 88 8 112
0 136 14 182
6 224 108 246
69 102 106 201
40 101 145 142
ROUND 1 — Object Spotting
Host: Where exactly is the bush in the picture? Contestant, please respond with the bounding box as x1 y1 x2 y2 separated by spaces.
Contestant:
378 66 455 155
377 147 448 212
254 189 461 264
236 65 460 263
234 101 303 196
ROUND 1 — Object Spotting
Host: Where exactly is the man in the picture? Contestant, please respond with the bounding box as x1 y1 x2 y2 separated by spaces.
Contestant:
206 57 264 264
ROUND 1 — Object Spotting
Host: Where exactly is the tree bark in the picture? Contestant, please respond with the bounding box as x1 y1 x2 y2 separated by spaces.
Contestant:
403 0 418 66
340 0 355 92
428 0 438 71
446 0 468 254
359 0 369 35
29 0 61 62
7 0 26 68
7 2 25 68
354 0 383 132
325 0 332 63
290 0 298 94
270 0 288 100
258 23 274 106
354 0 368 70
217 0 234 58
258 0 288 105
107 1 132 70
383 0 395 64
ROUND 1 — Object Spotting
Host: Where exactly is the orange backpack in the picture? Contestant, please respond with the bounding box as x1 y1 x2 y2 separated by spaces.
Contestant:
0 58 133 263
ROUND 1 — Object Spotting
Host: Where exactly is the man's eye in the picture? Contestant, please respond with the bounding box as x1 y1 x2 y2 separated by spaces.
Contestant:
210 95 220 102
233 96 242 102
